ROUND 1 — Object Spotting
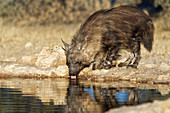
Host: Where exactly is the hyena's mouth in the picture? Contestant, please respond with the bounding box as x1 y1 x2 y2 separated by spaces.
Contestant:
70 75 77 79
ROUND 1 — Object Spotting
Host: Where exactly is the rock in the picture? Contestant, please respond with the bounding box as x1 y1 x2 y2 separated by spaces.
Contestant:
52 45 66 66
17 45 66 68
17 55 37 65
5 57 17 62
35 47 60 68
157 74 170 81
157 86 170 96
25 42 33 49
159 62 170 72
3 63 51 76
53 65 68 76
1 62 68 77
79 67 92 75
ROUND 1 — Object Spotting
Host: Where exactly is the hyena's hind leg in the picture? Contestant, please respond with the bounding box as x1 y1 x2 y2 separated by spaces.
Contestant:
129 41 141 68
118 39 141 68
118 51 135 67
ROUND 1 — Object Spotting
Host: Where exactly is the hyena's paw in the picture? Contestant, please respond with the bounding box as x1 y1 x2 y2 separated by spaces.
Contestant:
92 61 101 70
127 64 138 68
92 60 111 70
118 62 128 67
100 60 112 69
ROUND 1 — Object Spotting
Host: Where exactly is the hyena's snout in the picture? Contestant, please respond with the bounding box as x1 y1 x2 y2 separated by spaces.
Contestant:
69 64 80 76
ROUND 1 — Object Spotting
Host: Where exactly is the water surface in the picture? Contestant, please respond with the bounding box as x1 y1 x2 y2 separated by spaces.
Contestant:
0 78 169 113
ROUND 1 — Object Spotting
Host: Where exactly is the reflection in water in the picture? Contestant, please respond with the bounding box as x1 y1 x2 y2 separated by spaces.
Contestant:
0 88 66 113
0 78 170 113
66 79 103 113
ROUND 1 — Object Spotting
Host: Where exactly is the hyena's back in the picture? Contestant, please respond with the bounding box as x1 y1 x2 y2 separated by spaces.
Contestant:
73 5 154 52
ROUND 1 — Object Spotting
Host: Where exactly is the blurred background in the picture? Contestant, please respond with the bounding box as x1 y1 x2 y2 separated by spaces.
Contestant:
0 0 169 61
0 0 169 29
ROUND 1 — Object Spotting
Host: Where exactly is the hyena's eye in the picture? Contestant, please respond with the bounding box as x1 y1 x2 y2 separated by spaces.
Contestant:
75 61 81 64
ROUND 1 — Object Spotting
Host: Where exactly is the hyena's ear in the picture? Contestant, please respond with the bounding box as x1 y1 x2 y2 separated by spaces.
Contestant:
61 39 70 52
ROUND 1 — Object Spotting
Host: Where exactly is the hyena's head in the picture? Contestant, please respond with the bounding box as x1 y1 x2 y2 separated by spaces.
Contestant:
62 39 91 78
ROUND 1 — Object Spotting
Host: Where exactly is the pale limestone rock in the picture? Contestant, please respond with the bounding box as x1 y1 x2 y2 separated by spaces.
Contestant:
79 67 92 75
5 57 17 62
17 55 37 65
0 45 68 77
35 47 60 68
158 74 169 81
158 87 170 96
52 45 66 66
3 63 51 76
17 45 66 68
2 63 67 77
53 65 68 76
159 62 170 72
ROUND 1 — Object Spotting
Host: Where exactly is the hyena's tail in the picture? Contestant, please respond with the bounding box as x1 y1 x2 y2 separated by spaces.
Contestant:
141 21 154 52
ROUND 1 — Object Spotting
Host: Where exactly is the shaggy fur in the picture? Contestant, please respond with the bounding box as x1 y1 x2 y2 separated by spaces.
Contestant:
62 5 154 76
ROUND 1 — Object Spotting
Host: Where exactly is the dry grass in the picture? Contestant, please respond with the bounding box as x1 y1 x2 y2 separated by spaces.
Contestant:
0 21 79 60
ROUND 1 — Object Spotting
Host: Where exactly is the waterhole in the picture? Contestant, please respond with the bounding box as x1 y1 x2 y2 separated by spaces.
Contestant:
0 78 169 113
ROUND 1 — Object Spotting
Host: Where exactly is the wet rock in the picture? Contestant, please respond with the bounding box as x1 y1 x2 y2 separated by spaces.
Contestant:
159 62 170 72
53 65 68 76
17 55 37 65
35 47 60 68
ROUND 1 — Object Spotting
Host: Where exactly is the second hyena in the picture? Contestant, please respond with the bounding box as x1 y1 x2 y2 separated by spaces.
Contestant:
62 5 154 77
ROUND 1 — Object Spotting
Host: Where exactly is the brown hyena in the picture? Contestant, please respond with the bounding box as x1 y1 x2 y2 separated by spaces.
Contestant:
62 5 154 78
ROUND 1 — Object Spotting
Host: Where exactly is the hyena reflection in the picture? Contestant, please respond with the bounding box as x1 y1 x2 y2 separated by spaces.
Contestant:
62 5 154 77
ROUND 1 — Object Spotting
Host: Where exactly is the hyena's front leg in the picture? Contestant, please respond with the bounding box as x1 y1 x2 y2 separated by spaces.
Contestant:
100 47 120 69
92 49 108 70
101 54 120 69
